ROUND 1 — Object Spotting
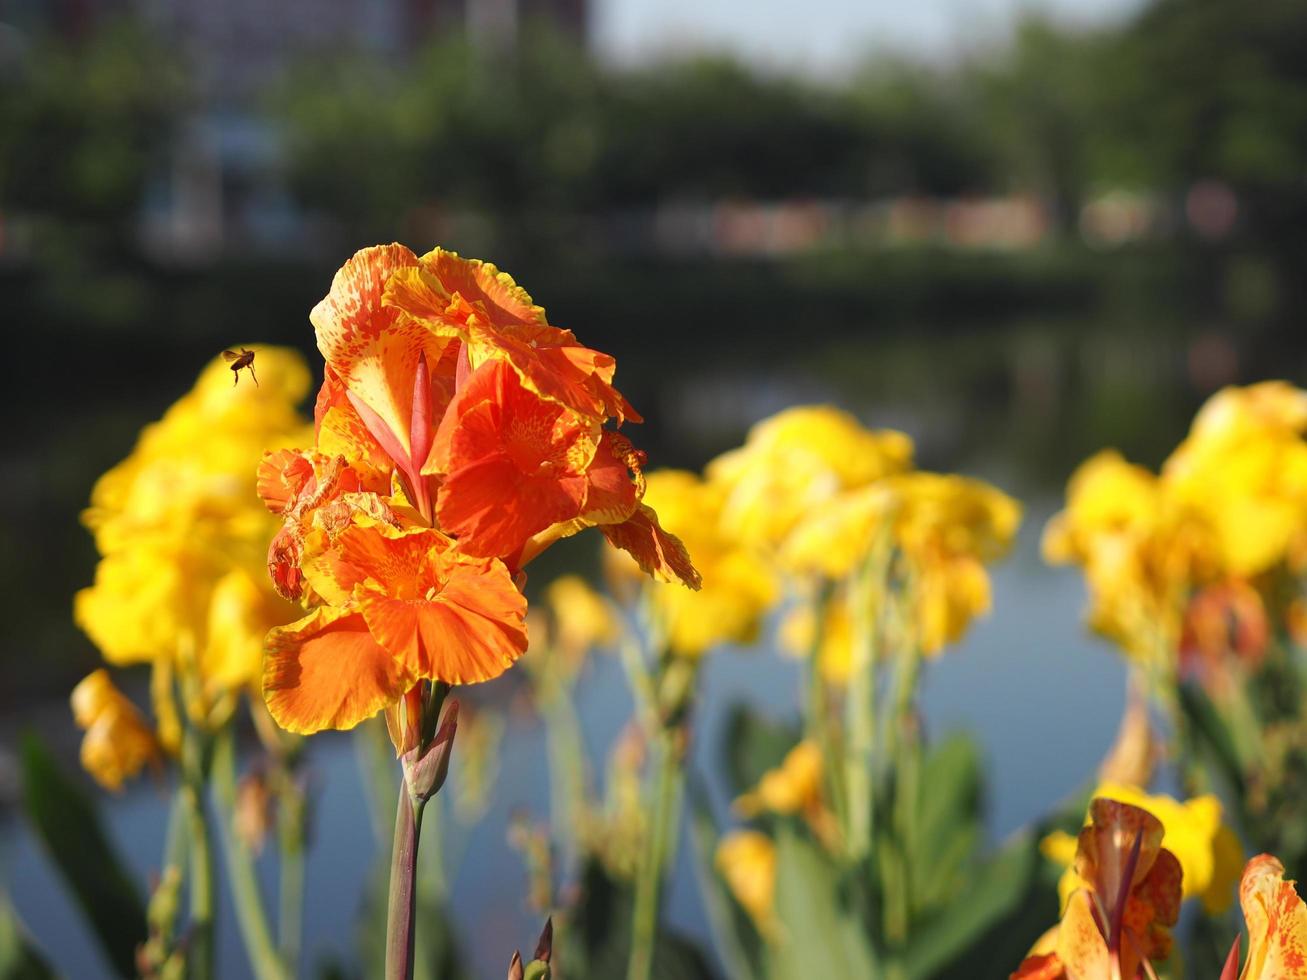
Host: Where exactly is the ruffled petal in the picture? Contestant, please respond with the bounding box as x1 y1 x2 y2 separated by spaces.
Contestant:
263 606 413 734
602 504 702 589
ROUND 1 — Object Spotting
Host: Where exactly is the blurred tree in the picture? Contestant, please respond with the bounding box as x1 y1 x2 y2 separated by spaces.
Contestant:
0 18 185 240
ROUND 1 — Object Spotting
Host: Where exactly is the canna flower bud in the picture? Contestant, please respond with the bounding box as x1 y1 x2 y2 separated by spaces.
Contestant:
402 699 459 803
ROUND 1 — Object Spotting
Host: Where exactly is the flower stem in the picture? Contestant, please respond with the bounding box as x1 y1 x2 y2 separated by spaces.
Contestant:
181 725 215 980
627 727 680 980
211 727 290 980
845 545 885 864
276 770 306 972
385 779 427 980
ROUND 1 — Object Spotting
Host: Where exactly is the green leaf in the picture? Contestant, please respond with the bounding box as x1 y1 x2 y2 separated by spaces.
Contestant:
0 890 55 980
686 782 764 979
907 733 983 914
766 825 877 980
902 831 1060 980
18 731 146 978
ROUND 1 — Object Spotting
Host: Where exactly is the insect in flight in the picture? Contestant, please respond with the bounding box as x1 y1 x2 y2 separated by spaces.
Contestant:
222 348 258 387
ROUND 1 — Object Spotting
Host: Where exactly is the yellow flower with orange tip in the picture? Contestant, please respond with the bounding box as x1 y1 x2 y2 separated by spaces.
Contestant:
71 670 162 791
611 470 776 657
707 406 913 549
716 830 778 939
1042 782 1243 916
75 349 311 720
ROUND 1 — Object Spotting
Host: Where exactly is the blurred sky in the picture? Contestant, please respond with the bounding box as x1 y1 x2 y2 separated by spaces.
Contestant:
594 0 1148 74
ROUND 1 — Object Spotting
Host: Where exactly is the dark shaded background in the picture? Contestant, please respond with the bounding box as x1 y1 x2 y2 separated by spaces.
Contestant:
4 0 1307 716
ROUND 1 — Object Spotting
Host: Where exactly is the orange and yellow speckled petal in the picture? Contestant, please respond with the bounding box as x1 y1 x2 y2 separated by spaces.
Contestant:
310 244 455 465
602 504 702 590
263 606 413 734
1240 854 1307 979
1055 890 1113 980
416 247 548 334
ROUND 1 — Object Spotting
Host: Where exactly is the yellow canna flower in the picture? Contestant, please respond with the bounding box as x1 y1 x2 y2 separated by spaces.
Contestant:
1043 782 1243 916
70 670 162 791
707 406 913 549
716 830 778 939
1164 382 1307 578
1043 449 1216 662
626 470 777 657
75 348 310 719
784 472 1020 656
734 740 824 817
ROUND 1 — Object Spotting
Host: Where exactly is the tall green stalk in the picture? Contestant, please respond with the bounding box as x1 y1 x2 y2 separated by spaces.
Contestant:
211 728 290 980
385 788 427 980
627 727 681 980
276 774 306 973
181 725 215 980
844 545 886 863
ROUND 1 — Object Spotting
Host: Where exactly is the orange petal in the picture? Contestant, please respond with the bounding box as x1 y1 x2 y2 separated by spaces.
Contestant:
431 359 596 557
263 606 413 734
1010 952 1065 980
357 553 528 684
258 449 315 515
1239 854 1307 980
602 504 702 589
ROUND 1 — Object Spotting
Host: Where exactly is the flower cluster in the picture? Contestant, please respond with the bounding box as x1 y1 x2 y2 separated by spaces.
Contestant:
608 405 1020 666
1044 381 1307 667
73 349 310 786
258 245 698 737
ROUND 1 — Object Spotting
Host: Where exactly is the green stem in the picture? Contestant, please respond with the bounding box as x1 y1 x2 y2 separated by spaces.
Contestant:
385 781 427 980
276 770 306 974
845 547 883 863
211 728 290 980
181 725 215 980
804 584 849 842
627 728 680 980
538 667 588 869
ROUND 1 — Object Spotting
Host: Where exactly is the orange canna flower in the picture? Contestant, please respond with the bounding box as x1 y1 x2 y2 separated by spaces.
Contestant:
1013 799 1181 980
262 244 697 740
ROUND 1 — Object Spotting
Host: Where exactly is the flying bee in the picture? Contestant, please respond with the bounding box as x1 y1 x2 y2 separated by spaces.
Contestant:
222 348 258 387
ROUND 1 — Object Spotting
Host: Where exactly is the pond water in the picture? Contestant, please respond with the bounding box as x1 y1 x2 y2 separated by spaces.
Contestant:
0 493 1128 978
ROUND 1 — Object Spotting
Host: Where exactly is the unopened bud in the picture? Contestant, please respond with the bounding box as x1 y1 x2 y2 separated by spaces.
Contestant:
508 950 524 980
403 699 459 803
235 770 274 854
533 917 553 962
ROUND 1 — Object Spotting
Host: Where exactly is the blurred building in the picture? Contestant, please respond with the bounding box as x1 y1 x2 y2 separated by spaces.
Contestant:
4 0 590 262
